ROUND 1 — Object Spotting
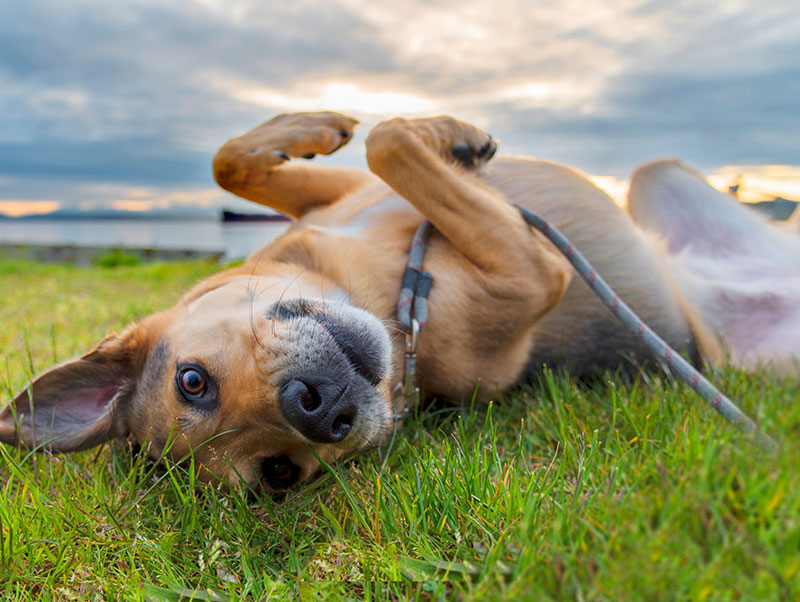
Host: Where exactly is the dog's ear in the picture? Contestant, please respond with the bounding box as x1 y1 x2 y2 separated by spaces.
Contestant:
0 324 152 452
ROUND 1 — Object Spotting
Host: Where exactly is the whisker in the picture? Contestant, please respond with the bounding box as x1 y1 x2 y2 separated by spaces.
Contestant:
244 249 269 349
275 269 306 310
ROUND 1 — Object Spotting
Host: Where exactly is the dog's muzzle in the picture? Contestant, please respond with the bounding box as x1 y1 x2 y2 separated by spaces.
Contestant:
278 376 356 443
268 299 392 445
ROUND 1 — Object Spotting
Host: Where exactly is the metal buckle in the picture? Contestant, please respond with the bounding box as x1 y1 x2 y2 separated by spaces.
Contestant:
404 318 420 409
392 318 420 417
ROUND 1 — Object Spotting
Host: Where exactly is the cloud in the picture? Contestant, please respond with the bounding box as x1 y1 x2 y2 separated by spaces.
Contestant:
0 0 798 210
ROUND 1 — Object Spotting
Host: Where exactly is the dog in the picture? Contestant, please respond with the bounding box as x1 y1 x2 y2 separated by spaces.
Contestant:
1 111 798 491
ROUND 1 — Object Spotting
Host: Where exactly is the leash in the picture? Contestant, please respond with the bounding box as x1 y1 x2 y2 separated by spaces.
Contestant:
395 209 778 451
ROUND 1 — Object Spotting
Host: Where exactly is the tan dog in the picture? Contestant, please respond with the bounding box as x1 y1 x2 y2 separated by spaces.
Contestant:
1 112 797 491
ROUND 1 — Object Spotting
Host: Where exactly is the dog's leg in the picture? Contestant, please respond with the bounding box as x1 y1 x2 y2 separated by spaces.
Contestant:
365 116 572 317
213 111 374 218
629 159 800 375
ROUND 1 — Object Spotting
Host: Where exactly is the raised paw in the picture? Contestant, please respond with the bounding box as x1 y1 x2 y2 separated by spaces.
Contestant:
366 116 497 171
257 111 358 161
213 111 358 188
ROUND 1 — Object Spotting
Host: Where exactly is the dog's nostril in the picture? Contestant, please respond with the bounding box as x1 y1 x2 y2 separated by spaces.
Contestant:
331 414 352 439
281 380 320 414
299 386 320 412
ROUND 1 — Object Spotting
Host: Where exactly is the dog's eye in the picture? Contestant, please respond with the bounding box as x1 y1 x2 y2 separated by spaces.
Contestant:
175 364 218 410
261 456 300 490
180 369 206 396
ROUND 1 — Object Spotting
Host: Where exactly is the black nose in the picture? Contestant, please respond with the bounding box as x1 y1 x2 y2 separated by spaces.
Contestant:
278 376 357 443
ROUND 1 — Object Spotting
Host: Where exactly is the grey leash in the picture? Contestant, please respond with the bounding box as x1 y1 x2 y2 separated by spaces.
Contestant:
396 209 778 451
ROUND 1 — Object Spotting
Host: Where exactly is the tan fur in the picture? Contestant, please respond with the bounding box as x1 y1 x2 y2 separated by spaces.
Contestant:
2 111 793 490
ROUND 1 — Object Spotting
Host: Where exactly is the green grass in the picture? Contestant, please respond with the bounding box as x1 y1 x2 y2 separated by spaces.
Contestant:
0 259 798 601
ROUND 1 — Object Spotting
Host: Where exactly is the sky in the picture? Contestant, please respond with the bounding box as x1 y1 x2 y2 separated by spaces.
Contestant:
1 0 799 216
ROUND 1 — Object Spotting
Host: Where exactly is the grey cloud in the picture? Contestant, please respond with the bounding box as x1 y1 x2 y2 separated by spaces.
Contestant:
0 139 210 185
0 0 392 193
480 1 800 177
0 0 798 208
488 65 800 178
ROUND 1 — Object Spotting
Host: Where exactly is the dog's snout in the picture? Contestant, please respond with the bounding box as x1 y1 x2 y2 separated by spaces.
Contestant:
278 376 357 443
267 299 313 321
267 300 389 386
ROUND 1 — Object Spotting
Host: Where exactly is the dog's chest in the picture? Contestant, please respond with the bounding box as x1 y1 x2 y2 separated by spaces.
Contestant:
264 189 427 318
304 189 421 238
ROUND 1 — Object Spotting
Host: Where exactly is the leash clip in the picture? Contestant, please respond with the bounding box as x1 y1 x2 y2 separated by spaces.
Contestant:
392 317 420 417
403 318 421 409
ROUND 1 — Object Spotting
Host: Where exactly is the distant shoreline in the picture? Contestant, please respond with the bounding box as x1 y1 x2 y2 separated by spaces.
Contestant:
0 214 216 221
0 216 291 261
0 198 795 222
0 243 224 265
0 209 290 222
221 210 291 223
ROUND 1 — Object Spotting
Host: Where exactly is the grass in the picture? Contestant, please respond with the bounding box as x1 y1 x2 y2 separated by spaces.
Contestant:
0 258 798 601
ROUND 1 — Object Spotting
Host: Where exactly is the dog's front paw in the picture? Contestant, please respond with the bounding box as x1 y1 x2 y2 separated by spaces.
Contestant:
219 111 358 167
261 111 358 161
368 116 497 170
214 111 358 188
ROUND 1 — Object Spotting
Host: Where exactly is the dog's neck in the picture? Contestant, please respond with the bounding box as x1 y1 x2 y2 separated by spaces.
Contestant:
242 230 401 322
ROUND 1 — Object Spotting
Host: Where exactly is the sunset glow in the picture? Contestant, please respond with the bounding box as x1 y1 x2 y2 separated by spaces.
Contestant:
707 165 800 203
232 81 439 118
0 201 61 217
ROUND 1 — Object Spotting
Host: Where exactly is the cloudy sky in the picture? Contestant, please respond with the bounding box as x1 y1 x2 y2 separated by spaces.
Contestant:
1 0 798 215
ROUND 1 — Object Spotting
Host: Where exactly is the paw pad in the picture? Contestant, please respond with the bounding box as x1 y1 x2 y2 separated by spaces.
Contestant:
450 137 496 168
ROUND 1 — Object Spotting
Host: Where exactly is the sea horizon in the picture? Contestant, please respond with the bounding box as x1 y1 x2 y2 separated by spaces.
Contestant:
0 205 289 221
0 217 291 261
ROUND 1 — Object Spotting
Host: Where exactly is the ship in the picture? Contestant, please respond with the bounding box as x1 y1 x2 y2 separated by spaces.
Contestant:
221 210 292 223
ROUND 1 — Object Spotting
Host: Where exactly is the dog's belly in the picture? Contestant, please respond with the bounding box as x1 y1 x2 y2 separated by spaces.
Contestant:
484 158 697 376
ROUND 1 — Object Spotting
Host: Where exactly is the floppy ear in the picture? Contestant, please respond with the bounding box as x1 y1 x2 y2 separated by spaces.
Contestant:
0 326 149 452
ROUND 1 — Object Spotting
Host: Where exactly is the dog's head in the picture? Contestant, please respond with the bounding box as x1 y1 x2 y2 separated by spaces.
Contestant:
0 268 395 492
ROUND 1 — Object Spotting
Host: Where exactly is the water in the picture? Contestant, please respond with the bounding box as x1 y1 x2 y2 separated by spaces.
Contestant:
0 218 292 260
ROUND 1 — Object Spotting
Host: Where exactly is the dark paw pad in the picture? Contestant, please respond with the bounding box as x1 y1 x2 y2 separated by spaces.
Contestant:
451 144 475 168
477 139 497 161
334 129 352 151
450 137 496 168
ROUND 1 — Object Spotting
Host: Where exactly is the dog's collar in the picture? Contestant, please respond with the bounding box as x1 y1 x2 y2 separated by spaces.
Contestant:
393 220 434 413
396 220 434 331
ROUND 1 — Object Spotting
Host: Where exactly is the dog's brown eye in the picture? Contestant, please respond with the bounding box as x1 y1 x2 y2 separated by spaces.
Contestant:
261 456 300 490
175 364 218 411
180 369 206 396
